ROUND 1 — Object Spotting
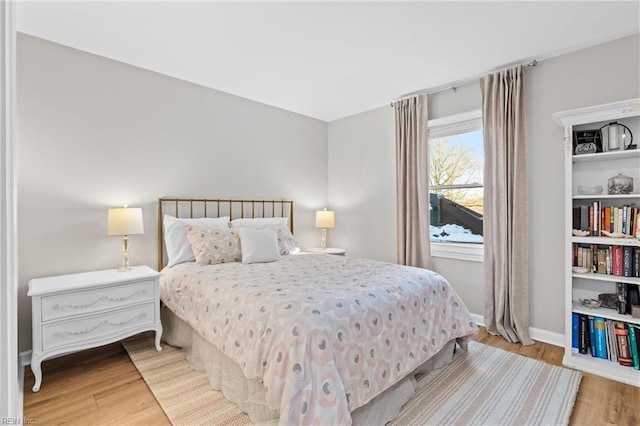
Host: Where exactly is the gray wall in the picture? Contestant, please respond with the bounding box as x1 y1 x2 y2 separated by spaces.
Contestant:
328 34 640 336
327 106 396 261
17 34 328 351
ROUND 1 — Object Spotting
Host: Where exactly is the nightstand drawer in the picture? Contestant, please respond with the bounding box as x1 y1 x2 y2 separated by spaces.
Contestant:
42 303 156 351
41 279 155 322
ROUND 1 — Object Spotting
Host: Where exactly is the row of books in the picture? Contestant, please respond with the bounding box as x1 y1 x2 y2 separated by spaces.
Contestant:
572 313 640 369
573 244 640 277
572 204 640 238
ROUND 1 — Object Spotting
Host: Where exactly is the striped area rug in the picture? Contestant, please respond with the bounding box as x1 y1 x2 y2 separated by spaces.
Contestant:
390 342 581 425
123 335 581 426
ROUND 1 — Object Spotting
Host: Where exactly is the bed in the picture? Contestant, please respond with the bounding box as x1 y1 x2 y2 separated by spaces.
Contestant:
157 198 478 425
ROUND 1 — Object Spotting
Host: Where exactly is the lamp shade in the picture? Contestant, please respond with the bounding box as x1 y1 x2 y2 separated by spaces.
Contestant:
107 207 144 236
315 209 335 228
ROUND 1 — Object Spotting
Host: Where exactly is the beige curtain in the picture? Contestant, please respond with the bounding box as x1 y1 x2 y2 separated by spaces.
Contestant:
394 95 430 269
481 66 533 345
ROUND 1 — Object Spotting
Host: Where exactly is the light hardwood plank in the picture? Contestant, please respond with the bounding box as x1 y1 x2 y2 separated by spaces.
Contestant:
24 342 170 425
23 327 638 425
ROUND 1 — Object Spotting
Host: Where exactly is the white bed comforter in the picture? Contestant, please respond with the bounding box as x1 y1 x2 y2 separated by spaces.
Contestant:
160 254 477 426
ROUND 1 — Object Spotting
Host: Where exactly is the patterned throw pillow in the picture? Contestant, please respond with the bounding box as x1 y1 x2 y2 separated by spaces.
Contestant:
163 215 231 267
185 227 241 265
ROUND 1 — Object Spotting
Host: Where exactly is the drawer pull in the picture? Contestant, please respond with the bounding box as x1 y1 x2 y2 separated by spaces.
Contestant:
54 290 146 311
58 313 147 336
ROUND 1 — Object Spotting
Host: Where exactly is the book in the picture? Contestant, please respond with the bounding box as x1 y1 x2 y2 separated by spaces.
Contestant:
610 206 616 233
588 316 597 357
593 317 608 360
573 207 581 230
617 282 628 315
635 325 640 366
596 248 607 274
577 246 582 267
614 322 633 367
634 248 640 278
580 205 589 231
627 284 640 315
572 312 579 353
628 323 640 370
623 246 634 277
604 318 611 360
578 314 589 354
605 318 618 362
612 246 623 276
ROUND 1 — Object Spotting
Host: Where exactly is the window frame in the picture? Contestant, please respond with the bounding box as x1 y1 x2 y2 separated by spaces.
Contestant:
428 110 484 263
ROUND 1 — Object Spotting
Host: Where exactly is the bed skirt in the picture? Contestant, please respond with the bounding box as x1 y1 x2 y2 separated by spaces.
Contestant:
161 306 463 425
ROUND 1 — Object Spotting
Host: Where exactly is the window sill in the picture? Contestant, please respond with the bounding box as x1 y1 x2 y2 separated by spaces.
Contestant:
431 242 484 263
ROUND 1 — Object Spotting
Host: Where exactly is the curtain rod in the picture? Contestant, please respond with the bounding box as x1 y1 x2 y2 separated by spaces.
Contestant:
390 59 537 105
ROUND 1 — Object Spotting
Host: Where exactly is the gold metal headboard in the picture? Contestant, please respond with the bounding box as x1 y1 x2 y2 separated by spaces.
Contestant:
157 198 294 271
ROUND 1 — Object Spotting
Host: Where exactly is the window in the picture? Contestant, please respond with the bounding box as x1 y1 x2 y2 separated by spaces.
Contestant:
428 110 483 262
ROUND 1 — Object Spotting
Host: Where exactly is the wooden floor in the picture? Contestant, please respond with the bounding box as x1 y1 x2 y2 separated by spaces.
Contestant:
24 327 639 425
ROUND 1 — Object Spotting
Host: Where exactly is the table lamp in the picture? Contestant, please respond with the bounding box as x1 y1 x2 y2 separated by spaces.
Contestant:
315 208 334 249
108 207 144 271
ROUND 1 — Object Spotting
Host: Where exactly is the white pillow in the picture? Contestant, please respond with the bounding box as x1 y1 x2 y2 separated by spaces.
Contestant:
163 215 230 267
238 227 282 264
230 217 289 229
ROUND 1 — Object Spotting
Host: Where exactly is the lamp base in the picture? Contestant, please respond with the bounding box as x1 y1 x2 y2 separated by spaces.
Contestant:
118 235 132 272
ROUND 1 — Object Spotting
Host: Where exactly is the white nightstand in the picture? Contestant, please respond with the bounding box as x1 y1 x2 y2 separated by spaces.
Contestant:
28 265 162 392
305 247 347 256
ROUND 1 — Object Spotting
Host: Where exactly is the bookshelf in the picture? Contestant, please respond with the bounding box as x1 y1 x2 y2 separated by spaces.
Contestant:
554 98 640 387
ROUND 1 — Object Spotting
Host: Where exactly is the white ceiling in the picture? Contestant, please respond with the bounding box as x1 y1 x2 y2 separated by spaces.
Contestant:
16 1 640 122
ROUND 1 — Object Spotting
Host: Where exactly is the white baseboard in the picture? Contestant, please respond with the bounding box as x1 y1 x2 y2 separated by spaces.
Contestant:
470 313 564 348
530 328 564 347
470 313 484 328
20 350 31 366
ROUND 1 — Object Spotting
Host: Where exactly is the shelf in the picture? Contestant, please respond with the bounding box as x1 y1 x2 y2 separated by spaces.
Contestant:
571 301 640 325
572 149 640 163
562 352 639 387
572 272 640 285
573 194 640 200
572 236 640 246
